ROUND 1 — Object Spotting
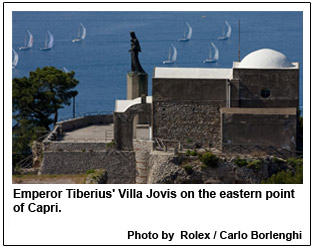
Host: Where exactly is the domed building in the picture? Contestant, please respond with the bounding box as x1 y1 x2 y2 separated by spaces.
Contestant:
149 48 299 153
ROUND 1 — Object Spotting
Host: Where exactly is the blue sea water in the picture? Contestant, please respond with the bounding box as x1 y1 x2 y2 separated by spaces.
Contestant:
12 11 303 120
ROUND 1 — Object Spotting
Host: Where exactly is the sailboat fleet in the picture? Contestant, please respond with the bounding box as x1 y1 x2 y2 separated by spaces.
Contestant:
13 19 231 69
163 20 231 64
12 23 87 69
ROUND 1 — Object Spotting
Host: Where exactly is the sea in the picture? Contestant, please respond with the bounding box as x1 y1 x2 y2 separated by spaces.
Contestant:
12 11 303 120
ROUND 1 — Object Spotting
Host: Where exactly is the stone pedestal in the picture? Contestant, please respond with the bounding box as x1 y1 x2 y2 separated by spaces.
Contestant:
127 72 148 100
127 72 148 136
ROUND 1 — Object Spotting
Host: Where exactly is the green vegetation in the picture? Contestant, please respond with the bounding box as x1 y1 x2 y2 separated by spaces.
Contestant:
234 157 248 167
86 169 95 174
13 67 79 168
185 149 197 156
247 159 261 170
186 138 192 144
262 157 303 184
200 152 219 168
106 140 115 149
183 164 193 175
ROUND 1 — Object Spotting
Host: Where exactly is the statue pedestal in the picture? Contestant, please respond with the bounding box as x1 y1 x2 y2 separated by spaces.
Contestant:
127 72 148 100
127 72 148 137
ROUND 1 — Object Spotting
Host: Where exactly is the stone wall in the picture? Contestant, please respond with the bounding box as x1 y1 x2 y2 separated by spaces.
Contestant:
41 149 136 184
233 68 299 108
153 101 222 148
221 108 297 151
152 78 227 149
43 141 109 152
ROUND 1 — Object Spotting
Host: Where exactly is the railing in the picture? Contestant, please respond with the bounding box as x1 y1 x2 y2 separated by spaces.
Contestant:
58 111 113 122
14 154 33 169
222 144 303 158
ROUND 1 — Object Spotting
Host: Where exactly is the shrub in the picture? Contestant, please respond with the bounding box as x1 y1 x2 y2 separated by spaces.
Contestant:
186 138 192 144
183 164 193 175
262 164 303 184
186 149 197 156
247 159 261 170
286 157 303 167
200 152 219 168
234 157 248 167
106 140 115 149
86 169 95 174
273 156 286 164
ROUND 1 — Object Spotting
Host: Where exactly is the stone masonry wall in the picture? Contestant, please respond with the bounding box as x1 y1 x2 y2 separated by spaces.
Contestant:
153 101 222 148
41 149 136 184
233 69 299 108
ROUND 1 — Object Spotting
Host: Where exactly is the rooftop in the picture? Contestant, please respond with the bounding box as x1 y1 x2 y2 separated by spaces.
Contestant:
154 67 233 79
236 48 298 69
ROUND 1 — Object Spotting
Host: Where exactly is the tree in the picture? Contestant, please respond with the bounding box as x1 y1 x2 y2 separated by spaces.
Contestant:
13 66 79 129
12 67 79 167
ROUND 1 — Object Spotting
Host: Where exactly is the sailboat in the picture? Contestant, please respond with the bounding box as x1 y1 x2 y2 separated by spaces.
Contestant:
72 23 86 43
218 21 231 40
179 22 192 42
12 49 19 69
163 44 177 64
63 67 69 73
19 30 33 50
203 42 219 63
40 31 54 51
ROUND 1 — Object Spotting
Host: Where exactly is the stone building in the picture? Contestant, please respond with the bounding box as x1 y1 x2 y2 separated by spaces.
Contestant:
38 48 299 183
116 48 299 153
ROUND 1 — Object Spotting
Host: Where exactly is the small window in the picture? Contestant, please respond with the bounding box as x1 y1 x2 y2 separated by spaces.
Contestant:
261 88 270 98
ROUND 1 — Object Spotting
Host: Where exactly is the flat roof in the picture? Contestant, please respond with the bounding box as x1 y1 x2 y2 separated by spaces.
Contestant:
154 67 232 79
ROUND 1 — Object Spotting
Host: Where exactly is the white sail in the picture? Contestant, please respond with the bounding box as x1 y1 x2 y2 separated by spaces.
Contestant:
211 42 219 60
179 22 192 42
171 44 177 62
225 21 231 38
203 42 219 63
47 31 54 48
80 23 86 40
27 30 34 48
63 67 69 73
163 44 177 64
12 48 18 68
41 30 54 50
73 23 86 43
186 22 192 40
19 30 33 50
218 21 231 40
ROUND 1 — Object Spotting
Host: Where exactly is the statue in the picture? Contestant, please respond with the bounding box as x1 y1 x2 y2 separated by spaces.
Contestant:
129 31 145 73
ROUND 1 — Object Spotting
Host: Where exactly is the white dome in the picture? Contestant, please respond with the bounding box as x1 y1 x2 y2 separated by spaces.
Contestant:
238 48 294 68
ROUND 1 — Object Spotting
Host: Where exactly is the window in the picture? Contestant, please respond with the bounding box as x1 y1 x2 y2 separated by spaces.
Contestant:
261 88 270 98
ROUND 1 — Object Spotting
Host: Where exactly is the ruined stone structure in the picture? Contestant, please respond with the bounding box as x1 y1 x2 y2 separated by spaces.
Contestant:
37 48 300 184
152 48 299 152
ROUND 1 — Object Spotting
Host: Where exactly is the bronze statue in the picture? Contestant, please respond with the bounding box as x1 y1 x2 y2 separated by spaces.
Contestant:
129 31 145 73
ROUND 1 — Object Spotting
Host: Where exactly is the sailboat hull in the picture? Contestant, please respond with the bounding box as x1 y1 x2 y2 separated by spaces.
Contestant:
203 59 217 63
19 46 31 51
218 36 228 40
163 60 174 64
40 47 51 51
72 38 82 43
179 38 190 42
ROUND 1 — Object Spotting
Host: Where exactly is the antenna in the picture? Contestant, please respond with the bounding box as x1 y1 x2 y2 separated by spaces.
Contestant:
238 19 241 62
